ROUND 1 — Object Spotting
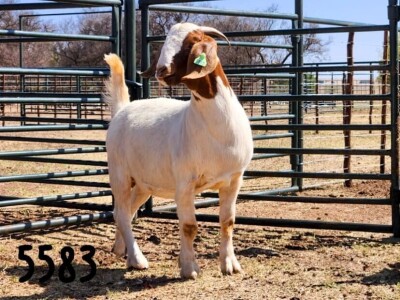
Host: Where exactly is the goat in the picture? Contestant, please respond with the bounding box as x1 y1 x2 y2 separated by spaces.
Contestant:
104 22 253 279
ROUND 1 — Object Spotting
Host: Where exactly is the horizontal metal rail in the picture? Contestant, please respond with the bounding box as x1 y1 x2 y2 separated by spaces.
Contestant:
0 67 108 76
0 147 106 158
222 25 389 38
0 29 113 42
0 97 103 103
1 92 103 99
139 0 215 7
0 124 108 133
244 170 391 180
0 135 105 146
2 156 107 167
252 153 287 160
0 211 114 235
238 94 391 102
48 0 122 5
199 192 392 205
254 147 391 156
249 114 295 121
227 73 295 78
0 169 108 183
225 64 389 74
39 201 112 211
25 179 110 188
1 117 108 125
0 0 122 11
251 124 391 131
0 190 112 207
253 133 294 140
140 211 392 234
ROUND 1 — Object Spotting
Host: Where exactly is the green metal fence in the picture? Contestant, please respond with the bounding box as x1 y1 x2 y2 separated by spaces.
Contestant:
137 0 400 236
0 0 131 234
1 0 399 237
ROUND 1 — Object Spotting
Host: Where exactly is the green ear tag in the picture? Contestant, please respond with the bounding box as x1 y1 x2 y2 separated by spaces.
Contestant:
194 53 207 67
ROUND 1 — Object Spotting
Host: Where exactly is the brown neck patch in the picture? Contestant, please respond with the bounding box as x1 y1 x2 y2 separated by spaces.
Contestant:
184 62 230 100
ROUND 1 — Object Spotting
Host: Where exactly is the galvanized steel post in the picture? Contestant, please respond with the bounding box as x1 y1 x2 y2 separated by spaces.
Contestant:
388 0 400 237
125 0 138 99
139 0 150 99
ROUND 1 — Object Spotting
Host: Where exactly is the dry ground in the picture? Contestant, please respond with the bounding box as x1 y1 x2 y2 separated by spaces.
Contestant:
1 104 400 299
1 182 399 300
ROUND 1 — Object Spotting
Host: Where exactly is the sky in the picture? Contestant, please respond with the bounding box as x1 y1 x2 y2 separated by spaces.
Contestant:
206 0 388 63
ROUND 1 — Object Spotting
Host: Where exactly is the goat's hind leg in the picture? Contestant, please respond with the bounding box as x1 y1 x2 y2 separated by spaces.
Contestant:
113 183 150 270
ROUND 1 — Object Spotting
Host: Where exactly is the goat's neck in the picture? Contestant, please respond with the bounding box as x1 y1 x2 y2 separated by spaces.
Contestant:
184 62 231 101
185 63 241 141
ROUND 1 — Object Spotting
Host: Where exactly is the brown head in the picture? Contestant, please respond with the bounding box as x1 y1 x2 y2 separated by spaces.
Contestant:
140 23 230 97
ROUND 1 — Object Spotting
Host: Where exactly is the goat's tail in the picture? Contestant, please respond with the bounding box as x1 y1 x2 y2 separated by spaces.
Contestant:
103 53 130 117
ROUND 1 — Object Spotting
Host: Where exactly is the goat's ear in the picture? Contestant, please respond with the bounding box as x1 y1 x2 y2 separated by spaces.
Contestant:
182 39 218 81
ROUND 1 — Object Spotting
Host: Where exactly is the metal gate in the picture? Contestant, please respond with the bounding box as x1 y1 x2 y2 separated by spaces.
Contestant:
0 0 137 234
1 0 399 236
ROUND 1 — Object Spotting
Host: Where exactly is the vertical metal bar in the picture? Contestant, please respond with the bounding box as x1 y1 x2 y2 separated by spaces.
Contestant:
295 0 304 190
290 0 304 190
77 76 81 118
111 4 121 55
290 19 298 189
315 66 320 134
139 2 153 213
19 16 23 68
124 0 137 99
140 3 150 99
388 0 400 237
380 30 389 174
19 16 25 125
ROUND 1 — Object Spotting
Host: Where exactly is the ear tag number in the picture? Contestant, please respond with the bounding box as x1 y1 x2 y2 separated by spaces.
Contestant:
194 53 207 67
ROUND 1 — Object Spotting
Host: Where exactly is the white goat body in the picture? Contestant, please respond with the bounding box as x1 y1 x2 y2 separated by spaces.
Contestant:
107 91 252 198
104 22 253 279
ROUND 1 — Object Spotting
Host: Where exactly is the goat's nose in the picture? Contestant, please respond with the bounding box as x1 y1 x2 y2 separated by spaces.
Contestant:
156 66 169 78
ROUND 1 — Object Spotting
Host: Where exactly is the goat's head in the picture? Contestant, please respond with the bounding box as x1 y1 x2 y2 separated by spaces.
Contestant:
140 23 229 86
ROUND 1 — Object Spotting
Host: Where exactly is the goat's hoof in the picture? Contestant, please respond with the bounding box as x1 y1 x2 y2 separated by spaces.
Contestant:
112 242 126 258
220 256 242 275
180 262 200 280
126 255 149 270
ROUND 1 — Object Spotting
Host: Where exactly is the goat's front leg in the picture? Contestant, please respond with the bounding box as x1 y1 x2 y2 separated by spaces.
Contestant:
175 184 199 279
218 173 243 275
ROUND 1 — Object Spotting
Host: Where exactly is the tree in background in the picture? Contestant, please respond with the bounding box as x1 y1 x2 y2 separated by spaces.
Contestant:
0 0 54 67
53 11 112 67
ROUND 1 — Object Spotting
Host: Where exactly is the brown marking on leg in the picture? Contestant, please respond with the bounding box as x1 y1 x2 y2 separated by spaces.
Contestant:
130 177 135 188
221 218 234 236
183 223 198 240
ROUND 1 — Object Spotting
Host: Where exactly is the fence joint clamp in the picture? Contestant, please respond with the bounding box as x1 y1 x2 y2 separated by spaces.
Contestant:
387 4 400 21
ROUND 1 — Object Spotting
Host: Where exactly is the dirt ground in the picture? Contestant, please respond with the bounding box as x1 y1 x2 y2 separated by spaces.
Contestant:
1 105 400 299
1 180 400 300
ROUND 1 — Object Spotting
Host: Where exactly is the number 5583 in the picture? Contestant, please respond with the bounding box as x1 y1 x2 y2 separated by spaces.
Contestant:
18 245 96 283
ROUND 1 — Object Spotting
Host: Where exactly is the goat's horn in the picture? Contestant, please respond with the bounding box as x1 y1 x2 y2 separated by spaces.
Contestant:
139 53 158 78
199 26 230 45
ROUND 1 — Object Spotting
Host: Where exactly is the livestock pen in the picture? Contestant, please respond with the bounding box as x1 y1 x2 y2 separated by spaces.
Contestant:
0 0 399 238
